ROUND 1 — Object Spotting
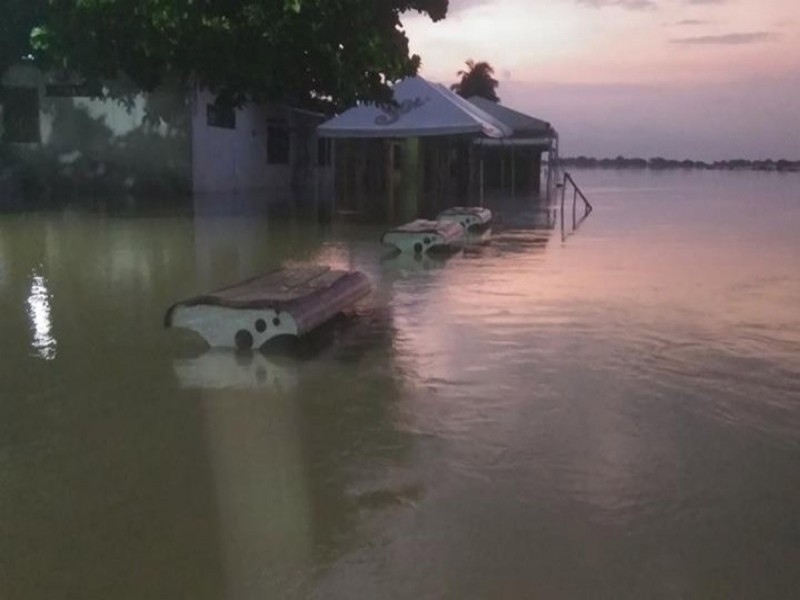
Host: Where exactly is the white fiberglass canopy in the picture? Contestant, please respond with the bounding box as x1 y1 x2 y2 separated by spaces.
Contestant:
317 76 512 139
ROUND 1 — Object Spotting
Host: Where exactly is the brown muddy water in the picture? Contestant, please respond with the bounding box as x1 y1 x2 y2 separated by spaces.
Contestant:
1 169 799 599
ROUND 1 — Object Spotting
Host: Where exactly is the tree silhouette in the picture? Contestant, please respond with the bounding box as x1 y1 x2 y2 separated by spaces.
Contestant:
6 0 450 111
451 60 499 102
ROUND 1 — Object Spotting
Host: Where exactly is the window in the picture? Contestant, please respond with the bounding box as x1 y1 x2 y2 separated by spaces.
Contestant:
1 87 40 143
206 103 236 129
267 120 290 164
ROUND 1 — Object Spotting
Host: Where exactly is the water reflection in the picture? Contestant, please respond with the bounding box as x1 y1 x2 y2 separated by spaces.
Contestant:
26 269 57 360
0 243 6 290
199 389 314 599
172 206 420 597
189 318 419 597
174 351 300 391
381 250 452 272
2 171 799 599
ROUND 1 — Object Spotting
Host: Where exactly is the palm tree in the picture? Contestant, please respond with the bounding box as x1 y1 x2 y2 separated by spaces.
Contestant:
451 60 500 102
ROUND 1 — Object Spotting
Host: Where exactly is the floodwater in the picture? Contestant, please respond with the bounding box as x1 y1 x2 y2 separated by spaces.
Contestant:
1 169 799 599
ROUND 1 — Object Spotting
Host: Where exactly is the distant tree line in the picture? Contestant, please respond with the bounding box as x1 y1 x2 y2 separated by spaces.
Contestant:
560 156 800 172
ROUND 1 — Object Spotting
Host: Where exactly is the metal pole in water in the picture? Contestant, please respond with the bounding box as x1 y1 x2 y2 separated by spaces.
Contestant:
560 172 566 240
573 187 578 229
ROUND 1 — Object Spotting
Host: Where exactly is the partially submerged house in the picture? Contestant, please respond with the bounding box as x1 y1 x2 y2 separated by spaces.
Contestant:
317 76 558 220
467 95 559 196
0 64 331 206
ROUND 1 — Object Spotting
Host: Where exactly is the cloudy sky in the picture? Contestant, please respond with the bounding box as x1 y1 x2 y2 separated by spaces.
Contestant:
402 0 800 159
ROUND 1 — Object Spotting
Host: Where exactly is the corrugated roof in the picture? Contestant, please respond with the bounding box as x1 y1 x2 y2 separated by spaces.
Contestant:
466 96 554 137
317 77 513 139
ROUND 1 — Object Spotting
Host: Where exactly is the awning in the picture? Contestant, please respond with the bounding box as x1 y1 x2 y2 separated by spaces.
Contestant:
318 76 512 139
473 137 554 148
467 96 555 138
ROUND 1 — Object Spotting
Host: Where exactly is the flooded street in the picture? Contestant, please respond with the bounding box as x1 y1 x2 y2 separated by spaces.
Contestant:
1 169 799 599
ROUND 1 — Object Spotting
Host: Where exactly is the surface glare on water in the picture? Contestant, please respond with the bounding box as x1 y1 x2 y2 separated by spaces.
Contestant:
1 169 799 599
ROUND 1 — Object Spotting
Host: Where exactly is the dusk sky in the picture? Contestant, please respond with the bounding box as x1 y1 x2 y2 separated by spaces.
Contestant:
402 0 800 160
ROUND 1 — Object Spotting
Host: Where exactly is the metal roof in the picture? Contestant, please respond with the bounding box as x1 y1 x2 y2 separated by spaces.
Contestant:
317 77 512 139
466 96 555 137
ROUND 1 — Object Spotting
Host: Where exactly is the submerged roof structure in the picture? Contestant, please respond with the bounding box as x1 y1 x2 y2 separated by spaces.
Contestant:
317 76 512 139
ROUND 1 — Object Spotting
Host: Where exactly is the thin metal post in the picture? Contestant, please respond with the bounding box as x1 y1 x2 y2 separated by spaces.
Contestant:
560 172 566 240
573 188 577 229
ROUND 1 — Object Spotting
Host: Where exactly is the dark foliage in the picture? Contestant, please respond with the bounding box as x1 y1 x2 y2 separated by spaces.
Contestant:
3 0 449 111
560 156 800 171
450 59 499 102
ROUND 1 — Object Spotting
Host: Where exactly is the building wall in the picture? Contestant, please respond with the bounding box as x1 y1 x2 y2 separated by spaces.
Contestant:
1 65 333 204
0 64 192 201
191 88 277 194
190 89 331 204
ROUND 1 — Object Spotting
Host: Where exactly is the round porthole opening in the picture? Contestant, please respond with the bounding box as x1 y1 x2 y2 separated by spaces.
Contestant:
235 329 254 350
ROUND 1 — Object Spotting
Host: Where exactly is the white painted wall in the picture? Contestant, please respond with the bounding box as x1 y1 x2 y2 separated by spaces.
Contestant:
190 89 293 195
1 68 331 200
1 65 191 195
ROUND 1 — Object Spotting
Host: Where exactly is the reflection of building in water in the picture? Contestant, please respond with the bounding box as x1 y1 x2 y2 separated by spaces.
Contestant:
0 242 6 290
484 211 557 257
485 194 559 231
381 250 453 272
0 209 417 597
199 388 314 599
191 300 414 595
190 215 264 289
189 197 343 293
384 195 562 394
174 351 299 392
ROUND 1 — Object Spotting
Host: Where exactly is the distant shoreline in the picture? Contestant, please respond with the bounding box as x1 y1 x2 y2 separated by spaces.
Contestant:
559 156 800 172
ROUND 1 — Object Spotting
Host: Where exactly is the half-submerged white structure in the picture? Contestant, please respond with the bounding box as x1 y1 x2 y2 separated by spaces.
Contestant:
436 206 493 231
165 266 371 350
381 219 465 255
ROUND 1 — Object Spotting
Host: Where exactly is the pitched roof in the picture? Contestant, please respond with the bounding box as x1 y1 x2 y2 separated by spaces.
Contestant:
318 77 512 139
466 96 554 137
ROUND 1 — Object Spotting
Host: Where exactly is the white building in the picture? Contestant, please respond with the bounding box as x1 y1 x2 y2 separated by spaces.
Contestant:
0 64 332 203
